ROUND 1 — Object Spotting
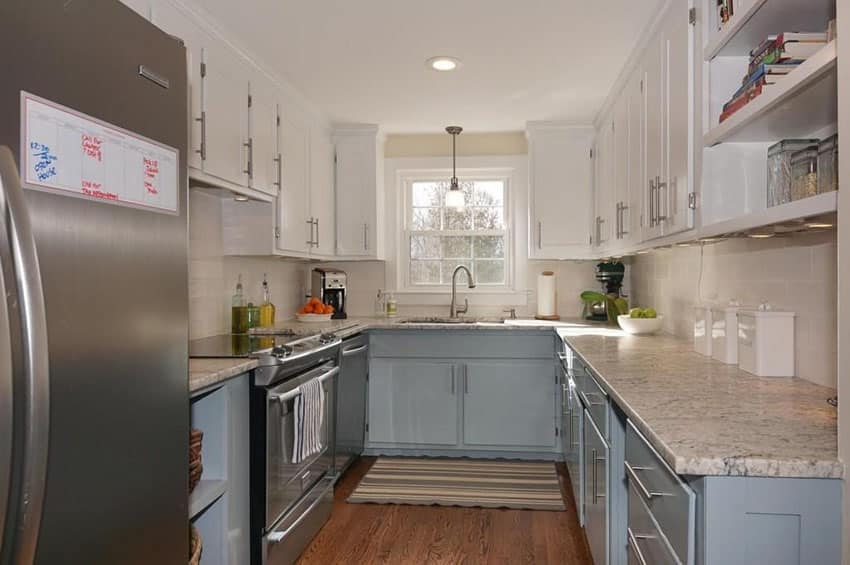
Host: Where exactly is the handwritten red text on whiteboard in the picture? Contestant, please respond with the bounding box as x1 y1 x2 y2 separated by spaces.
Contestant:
81 180 118 201
143 157 160 195
81 134 103 162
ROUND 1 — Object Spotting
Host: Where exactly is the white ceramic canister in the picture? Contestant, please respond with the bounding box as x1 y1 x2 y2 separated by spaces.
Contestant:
711 301 742 365
693 304 713 357
737 306 796 377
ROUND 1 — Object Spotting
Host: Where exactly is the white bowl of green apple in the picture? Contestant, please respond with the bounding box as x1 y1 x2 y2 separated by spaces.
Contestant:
617 308 663 335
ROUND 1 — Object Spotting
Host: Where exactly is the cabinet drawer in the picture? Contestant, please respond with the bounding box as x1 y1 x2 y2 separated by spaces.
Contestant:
627 487 679 565
625 420 694 565
577 370 608 439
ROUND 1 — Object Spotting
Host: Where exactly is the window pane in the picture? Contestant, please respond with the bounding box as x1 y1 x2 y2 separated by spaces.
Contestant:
411 207 441 230
441 236 471 259
444 207 472 230
473 236 505 259
410 260 441 285
441 260 472 284
472 181 504 206
474 260 505 285
410 235 441 259
412 182 444 207
472 207 504 230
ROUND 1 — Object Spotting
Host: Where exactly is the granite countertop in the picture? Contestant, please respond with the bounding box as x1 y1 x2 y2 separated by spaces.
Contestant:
188 316 841 478
558 325 841 479
189 358 258 393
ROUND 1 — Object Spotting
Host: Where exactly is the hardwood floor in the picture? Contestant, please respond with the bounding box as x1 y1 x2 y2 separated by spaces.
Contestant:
297 457 592 565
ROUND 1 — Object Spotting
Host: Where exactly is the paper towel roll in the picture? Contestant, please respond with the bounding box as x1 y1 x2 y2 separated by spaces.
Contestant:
537 271 557 318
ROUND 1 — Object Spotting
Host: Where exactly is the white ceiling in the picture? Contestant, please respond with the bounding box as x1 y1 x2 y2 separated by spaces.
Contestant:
196 0 661 133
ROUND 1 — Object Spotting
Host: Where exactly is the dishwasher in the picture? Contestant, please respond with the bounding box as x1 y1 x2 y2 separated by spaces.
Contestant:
333 333 368 478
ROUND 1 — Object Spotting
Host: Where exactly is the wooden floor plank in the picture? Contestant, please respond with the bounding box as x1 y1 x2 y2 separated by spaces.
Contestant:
297 457 593 564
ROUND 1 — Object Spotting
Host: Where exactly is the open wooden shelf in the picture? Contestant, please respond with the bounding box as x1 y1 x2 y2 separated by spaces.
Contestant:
704 41 836 145
704 0 835 60
189 479 227 519
699 191 837 239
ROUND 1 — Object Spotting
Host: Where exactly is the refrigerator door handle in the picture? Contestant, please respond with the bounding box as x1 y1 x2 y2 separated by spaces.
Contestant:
0 146 50 564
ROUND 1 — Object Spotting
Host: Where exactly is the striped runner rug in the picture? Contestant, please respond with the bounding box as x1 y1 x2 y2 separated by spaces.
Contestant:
348 458 565 511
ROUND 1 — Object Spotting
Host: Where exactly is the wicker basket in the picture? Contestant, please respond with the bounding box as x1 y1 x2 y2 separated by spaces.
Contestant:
189 524 202 565
189 428 204 493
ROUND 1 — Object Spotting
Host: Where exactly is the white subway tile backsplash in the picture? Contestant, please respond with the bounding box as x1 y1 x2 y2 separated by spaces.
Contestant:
630 232 837 387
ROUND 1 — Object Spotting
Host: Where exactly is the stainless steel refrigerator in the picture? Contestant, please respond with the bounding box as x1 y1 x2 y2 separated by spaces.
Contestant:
0 1 190 563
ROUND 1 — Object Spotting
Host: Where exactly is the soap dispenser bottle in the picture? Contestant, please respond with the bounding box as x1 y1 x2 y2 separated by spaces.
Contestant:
259 273 276 328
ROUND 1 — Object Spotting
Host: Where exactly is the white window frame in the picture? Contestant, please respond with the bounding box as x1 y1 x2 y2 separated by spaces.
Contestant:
398 168 515 293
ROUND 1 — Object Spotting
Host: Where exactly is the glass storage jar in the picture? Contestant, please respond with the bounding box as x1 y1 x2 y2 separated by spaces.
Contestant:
790 146 819 201
767 139 818 207
817 134 838 194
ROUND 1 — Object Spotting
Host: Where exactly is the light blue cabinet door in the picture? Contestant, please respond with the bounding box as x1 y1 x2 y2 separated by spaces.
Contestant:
461 360 556 449
368 359 459 446
585 409 609 565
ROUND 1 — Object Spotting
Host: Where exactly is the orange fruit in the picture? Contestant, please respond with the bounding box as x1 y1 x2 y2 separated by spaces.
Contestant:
310 297 322 305
323 305 334 314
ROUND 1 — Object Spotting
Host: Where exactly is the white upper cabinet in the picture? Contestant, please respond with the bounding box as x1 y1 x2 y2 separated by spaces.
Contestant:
612 94 631 246
527 123 594 260
201 44 250 188
310 129 336 257
276 106 311 255
333 126 383 259
643 30 666 242
661 0 695 237
592 120 615 252
149 1 204 171
625 69 645 245
248 77 281 197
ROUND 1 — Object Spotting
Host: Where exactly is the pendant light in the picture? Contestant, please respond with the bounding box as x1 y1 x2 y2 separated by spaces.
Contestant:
445 126 465 208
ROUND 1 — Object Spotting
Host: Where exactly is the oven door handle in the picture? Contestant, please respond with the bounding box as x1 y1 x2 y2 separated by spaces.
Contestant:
270 366 339 403
267 478 334 544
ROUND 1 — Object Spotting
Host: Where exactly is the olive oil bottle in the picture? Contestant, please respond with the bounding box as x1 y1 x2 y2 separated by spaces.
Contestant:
231 274 248 333
259 273 276 328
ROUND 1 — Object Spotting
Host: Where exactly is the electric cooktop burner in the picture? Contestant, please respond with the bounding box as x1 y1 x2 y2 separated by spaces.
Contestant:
189 332 338 359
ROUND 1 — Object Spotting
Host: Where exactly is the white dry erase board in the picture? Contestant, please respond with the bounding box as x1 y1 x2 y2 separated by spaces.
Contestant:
20 91 179 214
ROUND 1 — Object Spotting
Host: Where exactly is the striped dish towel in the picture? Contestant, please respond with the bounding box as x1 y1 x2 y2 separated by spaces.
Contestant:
292 378 324 464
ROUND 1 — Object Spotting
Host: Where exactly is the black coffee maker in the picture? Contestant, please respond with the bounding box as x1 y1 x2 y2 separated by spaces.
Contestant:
311 268 347 319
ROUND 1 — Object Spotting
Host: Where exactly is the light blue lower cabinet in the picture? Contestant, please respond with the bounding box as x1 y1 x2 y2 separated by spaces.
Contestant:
462 360 557 449
584 409 609 565
691 475 842 565
367 359 459 447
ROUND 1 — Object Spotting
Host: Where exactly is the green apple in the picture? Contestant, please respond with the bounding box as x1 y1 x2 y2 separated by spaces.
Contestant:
629 308 643 319
644 308 657 319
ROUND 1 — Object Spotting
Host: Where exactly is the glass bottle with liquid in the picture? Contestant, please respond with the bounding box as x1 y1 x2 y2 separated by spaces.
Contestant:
259 273 276 328
231 274 248 333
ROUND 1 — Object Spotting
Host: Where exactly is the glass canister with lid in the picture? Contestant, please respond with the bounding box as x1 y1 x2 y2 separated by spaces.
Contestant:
817 134 838 194
790 145 819 201
767 139 818 207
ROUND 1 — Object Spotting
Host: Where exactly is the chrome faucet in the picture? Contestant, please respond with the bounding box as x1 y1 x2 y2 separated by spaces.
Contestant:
450 265 476 318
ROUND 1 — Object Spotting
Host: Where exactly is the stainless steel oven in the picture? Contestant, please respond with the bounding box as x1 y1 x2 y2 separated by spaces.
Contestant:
264 362 337 526
237 333 341 565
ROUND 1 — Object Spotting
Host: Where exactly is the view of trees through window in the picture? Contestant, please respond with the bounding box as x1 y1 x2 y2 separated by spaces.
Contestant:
408 179 507 286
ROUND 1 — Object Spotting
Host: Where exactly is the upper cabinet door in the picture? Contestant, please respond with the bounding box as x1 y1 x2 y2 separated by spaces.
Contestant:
150 1 205 171
334 128 381 258
249 78 280 197
593 121 615 251
310 129 336 257
643 32 665 242
612 96 630 247
201 44 250 187
276 107 310 255
626 69 645 244
528 125 594 260
661 0 694 237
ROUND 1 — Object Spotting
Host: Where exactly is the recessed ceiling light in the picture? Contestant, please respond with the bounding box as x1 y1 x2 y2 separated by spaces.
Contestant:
748 233 775 239
806 222 834 229
233 194 250 202
427 56 460 72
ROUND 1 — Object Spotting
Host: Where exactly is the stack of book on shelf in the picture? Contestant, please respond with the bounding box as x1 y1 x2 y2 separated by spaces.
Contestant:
719 32 828 123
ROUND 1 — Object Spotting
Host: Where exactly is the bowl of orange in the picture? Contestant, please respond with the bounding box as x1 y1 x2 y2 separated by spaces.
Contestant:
296 297 335 322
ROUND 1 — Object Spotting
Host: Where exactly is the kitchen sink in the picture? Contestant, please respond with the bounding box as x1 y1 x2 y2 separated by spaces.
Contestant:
398 317 507 325
398 317 476 324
